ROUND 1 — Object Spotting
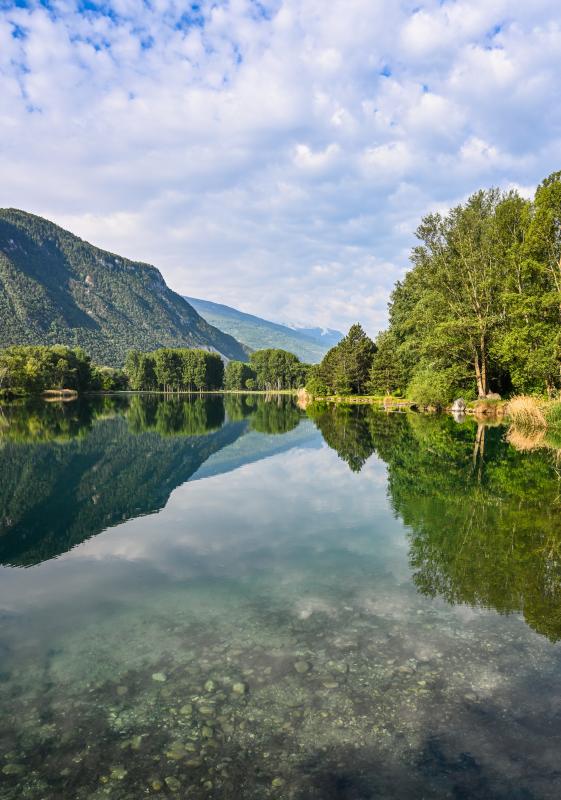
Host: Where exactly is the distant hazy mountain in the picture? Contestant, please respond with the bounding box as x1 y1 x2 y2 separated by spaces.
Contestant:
185 296 343 363
287 325 344 349
0 209 248 366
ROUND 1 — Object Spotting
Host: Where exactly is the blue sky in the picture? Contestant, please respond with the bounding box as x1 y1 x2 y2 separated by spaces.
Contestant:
1 0 560 334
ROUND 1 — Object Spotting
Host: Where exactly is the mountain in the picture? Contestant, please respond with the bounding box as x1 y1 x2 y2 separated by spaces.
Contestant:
288 326 343 349
185 296 343 363
0 209 248 366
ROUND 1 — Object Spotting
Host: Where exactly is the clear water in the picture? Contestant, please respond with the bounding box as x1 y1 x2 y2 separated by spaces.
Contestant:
1 395 561 799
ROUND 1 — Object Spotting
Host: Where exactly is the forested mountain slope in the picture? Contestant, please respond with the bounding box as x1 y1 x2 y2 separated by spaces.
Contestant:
0 209 248 365
186 296 342 363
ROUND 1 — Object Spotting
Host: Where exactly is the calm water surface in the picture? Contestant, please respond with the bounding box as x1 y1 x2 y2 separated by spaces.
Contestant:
1 395 561 799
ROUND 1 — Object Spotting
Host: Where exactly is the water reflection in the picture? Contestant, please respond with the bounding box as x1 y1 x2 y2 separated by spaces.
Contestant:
2 397 561 799
0 395 302 567
307 404 561 642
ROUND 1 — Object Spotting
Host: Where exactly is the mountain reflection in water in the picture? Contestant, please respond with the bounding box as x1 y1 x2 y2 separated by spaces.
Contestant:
2 396 561 799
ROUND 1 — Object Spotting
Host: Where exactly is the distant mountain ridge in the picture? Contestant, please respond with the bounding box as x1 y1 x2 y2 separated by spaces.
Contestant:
0 209 248 366
185 296 343 363
287 325 343 348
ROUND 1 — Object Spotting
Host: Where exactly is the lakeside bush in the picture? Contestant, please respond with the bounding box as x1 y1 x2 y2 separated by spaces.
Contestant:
406 367 458 409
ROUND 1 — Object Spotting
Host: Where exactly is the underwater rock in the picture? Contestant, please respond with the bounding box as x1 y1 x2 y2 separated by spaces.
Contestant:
204 679 216 692
2 764 24 776
109 765 127 780
231 682 247 695
151 672 167 683
164 776 181 792
294 660 311 674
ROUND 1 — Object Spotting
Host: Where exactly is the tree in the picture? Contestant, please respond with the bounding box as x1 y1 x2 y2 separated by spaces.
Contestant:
311 323 376 395
409 190 510 397
249 349 309 390
368 330 405 395
224 360 256 390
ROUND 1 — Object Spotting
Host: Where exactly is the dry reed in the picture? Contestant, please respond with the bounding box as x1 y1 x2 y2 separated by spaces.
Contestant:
506 395 546 429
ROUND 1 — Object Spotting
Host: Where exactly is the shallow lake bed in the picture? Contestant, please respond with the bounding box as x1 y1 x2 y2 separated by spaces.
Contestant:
1 396 561 799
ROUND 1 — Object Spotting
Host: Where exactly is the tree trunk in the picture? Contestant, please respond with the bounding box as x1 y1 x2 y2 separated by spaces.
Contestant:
474 353 485 398
474 337 488 398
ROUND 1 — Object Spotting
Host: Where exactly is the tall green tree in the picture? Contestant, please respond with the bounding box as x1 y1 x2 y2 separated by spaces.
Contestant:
310 323 376 395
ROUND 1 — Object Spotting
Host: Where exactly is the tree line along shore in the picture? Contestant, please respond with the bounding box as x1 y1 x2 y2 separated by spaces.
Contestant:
1 169 561 430
0 344 312 397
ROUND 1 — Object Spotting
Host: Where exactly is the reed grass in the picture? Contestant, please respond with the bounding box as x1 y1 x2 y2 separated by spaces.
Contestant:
506 395 546 429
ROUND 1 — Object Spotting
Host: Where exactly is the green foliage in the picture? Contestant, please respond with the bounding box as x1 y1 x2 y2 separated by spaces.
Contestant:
376 171 561 399
0 209 248 366
406 366 459 408
249 349 310 390
310 323 377 395
545 401 561 429
224 360 257 390
124 348 224 392
304 373 329 397
0 345 95 394
91 366 128 391
368 330 405 395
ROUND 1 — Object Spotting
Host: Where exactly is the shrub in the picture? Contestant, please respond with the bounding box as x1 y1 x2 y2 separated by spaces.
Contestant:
305 376 329 397
406 367 456 409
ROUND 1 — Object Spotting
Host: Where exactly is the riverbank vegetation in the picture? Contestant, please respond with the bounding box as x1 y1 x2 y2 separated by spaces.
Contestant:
0 345 127 396
369 170 561 405
0 343 310 397
306 170 561 410
225 349 310 391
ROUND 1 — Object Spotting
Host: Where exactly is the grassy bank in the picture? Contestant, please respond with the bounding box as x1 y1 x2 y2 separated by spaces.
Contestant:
506 396 561 430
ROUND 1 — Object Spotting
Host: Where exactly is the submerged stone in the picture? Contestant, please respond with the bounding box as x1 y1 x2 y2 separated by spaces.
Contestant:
164 776 181 792
294 660 311 674
110 766 127 780
152 672 167 683
2 764 24 776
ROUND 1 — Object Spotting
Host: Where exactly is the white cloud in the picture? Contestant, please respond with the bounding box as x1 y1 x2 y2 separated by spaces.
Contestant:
0 0 560 335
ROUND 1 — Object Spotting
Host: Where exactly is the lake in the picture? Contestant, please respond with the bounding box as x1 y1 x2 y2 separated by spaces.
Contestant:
1 395 561 799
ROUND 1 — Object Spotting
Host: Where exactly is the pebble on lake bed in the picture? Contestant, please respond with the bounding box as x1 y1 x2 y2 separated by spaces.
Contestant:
151 672 167 682
2 764 24 776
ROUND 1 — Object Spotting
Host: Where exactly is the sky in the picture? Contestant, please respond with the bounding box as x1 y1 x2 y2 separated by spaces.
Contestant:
1 0 561 336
